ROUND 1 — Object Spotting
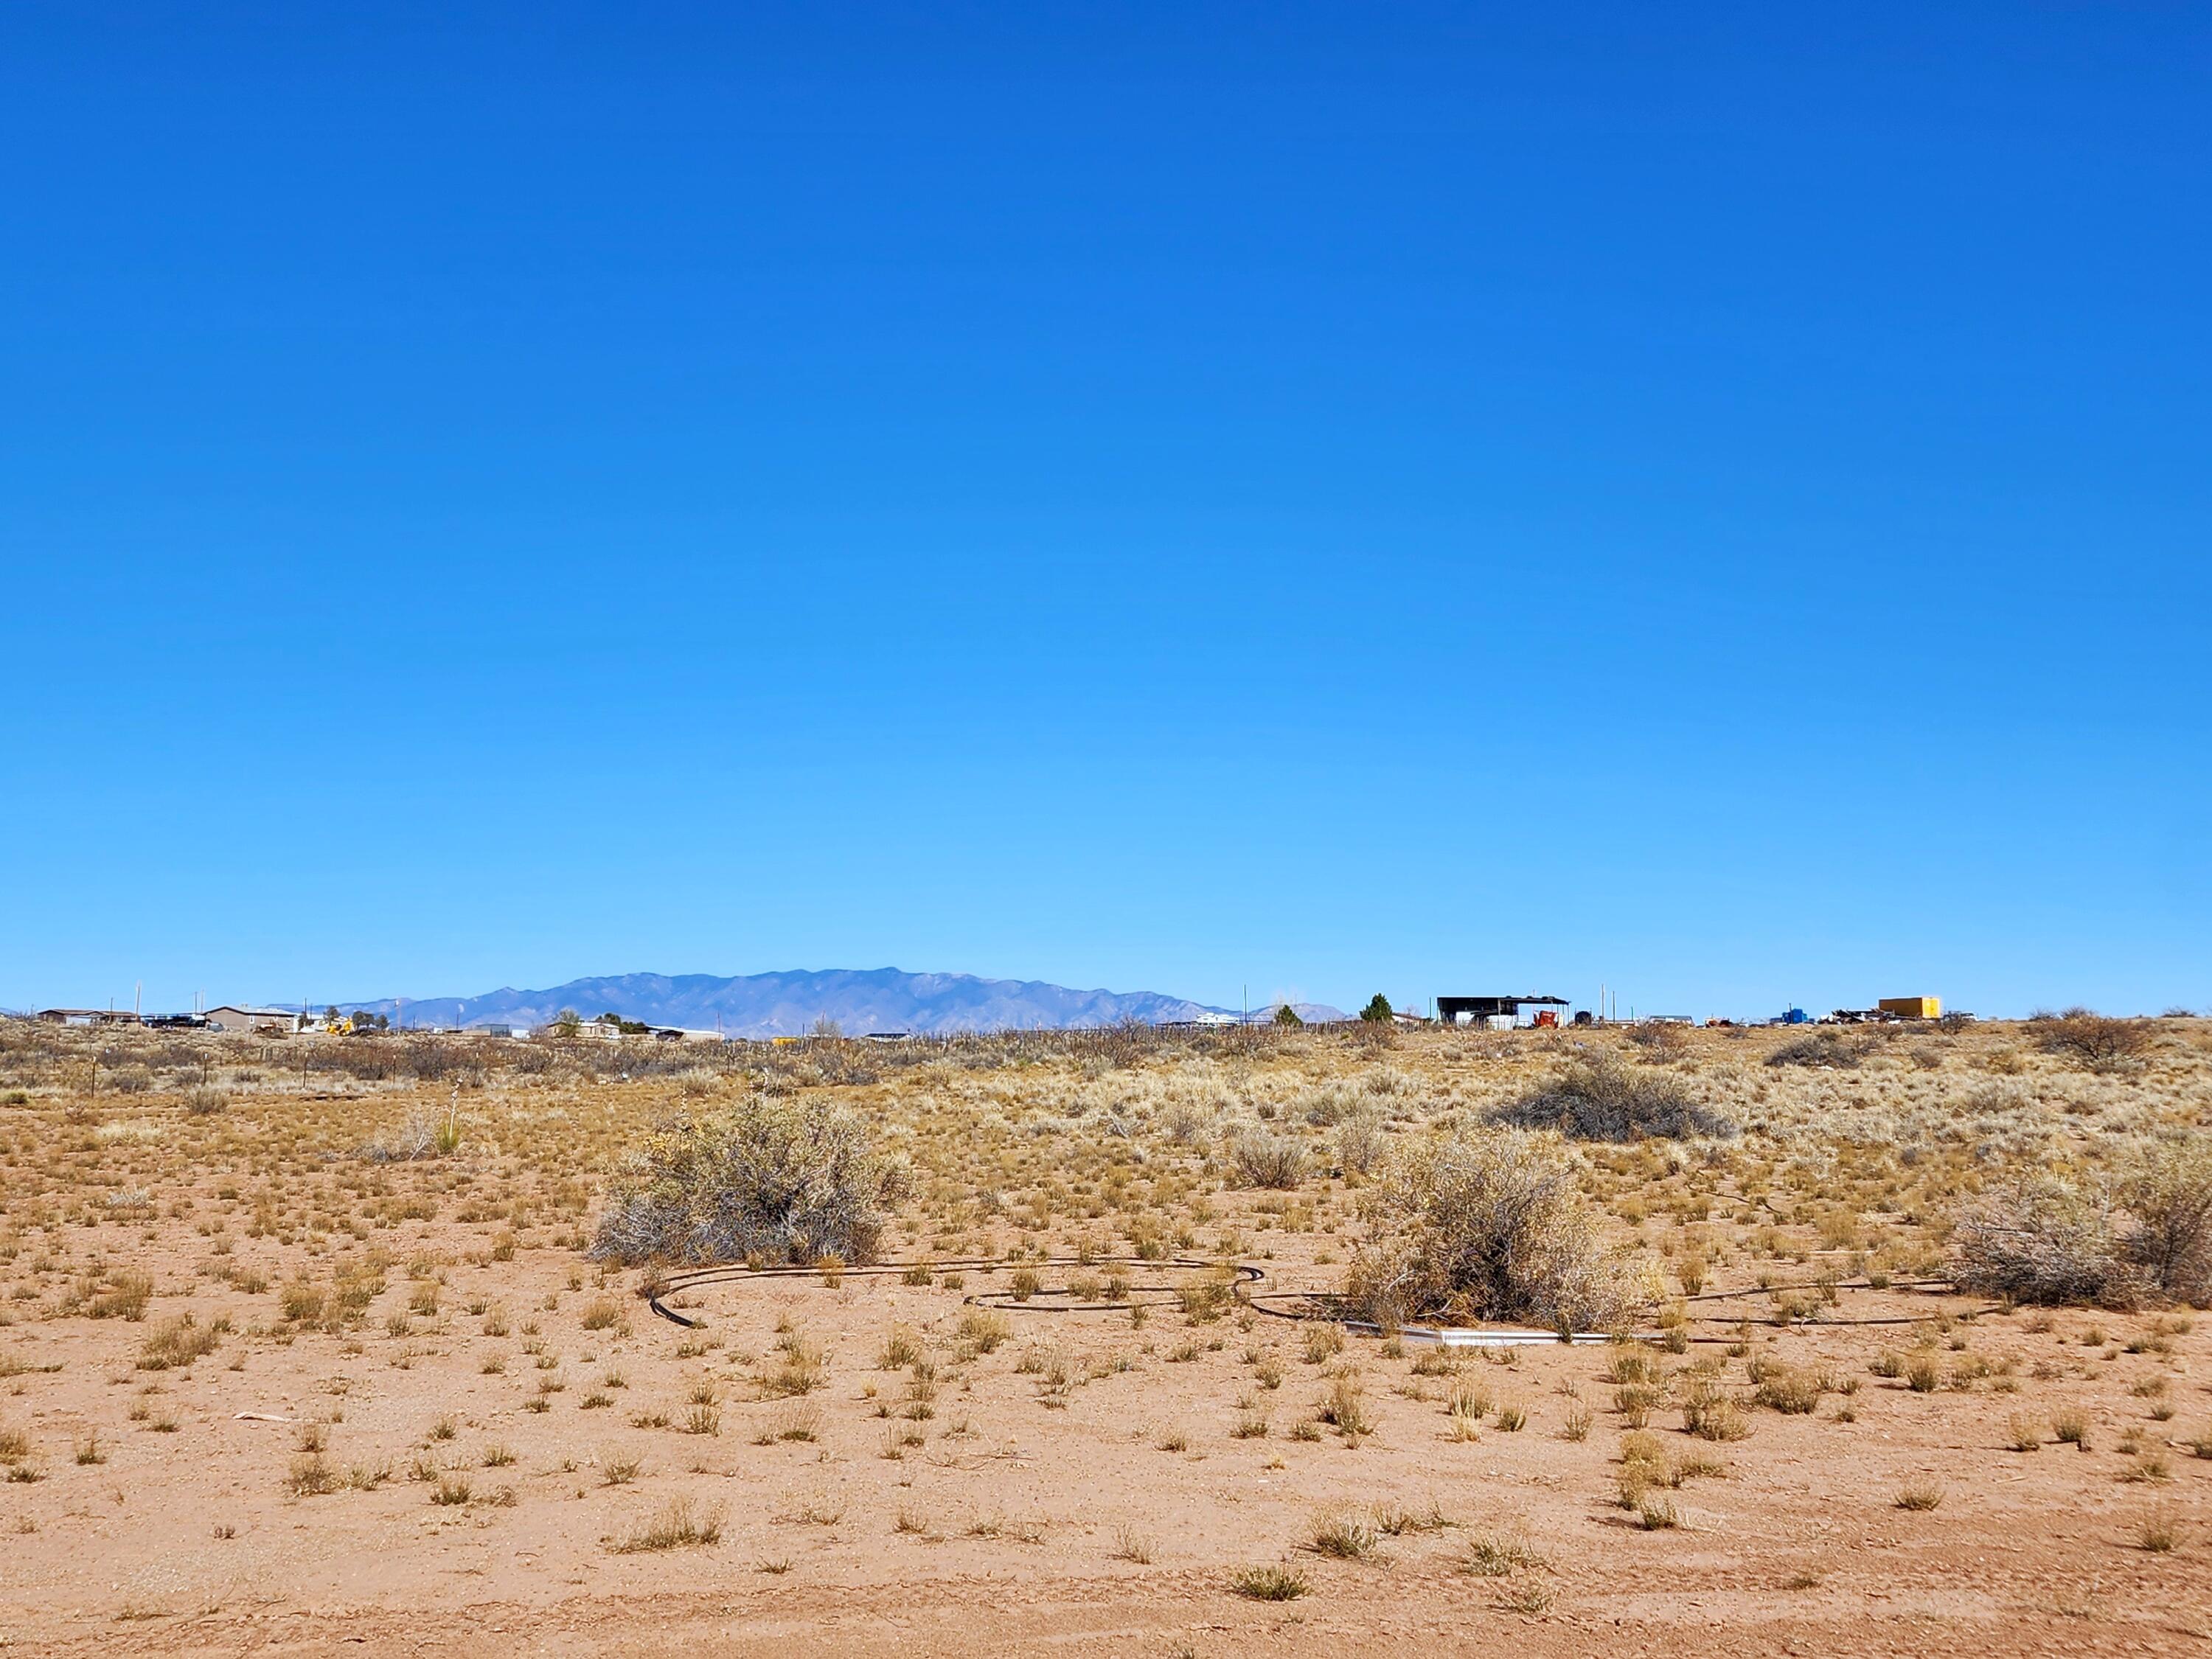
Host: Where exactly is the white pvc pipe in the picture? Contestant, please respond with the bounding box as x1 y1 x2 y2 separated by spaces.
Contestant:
1341 1320 1616 1347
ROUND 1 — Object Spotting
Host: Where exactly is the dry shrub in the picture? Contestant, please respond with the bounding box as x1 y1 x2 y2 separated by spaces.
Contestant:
1765 1033 1873 1071
1954 1138 2212 1307
591 1094 907 1266
1749 1360 1829 1415
1160 1102 1213 1147
362 1103 462 1162
1346 1127 1660 1331
1496 1056 1734 1143
1952 1175 2132 1306
1626 1022 1691 1059
1228 1125 1305 1190
2126 1137 2212 1305
1336 1109 1388 1177
2032 1009 2154 1067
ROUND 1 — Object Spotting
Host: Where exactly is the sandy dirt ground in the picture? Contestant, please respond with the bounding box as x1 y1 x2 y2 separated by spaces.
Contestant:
2 1020 2209 1655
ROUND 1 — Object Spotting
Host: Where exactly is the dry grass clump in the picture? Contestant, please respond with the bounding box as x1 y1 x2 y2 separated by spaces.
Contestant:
1230 1563 1309 1601
612 1496 723 1552
1495 1056 1736 1143
80 1268 153 1321
1346 1127 1659 1332
138 1314 224 1371
957 1307 1011 1354
1318 1373 1375 1441
1466 1533 1544 1576
1302 1324 1345 1364
1615 1425 1728 1507
2137 1509 2183 1553
287 1452 341 1497
1616 1429 1671 1509
1748 1360 1832 1416
591 1094 906 1265
1682 1379 1750 1441
1109 1525 1157 1563
1310 1512 1380 1559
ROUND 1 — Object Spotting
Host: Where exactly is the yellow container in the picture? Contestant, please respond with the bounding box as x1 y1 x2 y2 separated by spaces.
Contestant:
1877 996 1941 1020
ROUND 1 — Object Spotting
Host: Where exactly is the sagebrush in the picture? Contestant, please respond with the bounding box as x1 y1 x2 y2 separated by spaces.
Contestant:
1346 1127 1659 1330
591 1094 906 1266
1495 1055 1736 1142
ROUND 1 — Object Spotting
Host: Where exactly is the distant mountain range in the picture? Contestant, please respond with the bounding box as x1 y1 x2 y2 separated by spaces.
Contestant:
336 967 1346 1037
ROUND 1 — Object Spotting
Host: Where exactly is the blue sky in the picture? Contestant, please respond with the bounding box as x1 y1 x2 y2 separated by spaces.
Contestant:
2 4 2205 1020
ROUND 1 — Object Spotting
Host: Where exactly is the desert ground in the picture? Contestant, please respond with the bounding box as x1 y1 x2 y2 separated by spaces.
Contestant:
1 1014 2209 1656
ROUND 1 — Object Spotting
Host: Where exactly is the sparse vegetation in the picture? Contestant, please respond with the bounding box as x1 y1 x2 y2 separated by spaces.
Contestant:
0 1012 2205 1649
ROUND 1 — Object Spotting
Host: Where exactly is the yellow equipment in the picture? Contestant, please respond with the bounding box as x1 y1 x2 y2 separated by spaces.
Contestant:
1877 996 1941 1020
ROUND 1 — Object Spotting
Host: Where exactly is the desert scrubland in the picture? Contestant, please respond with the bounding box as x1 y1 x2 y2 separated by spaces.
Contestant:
1 1013 2210 1656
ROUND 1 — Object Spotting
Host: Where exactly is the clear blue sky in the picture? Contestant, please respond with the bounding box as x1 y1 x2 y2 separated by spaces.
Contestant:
2 4 2205 1020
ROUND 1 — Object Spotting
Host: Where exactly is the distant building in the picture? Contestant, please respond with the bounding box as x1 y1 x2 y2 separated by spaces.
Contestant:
535 1018 622 1042
35 1008 142 1027
1436 995 1570 1030
204 1006 304 1035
